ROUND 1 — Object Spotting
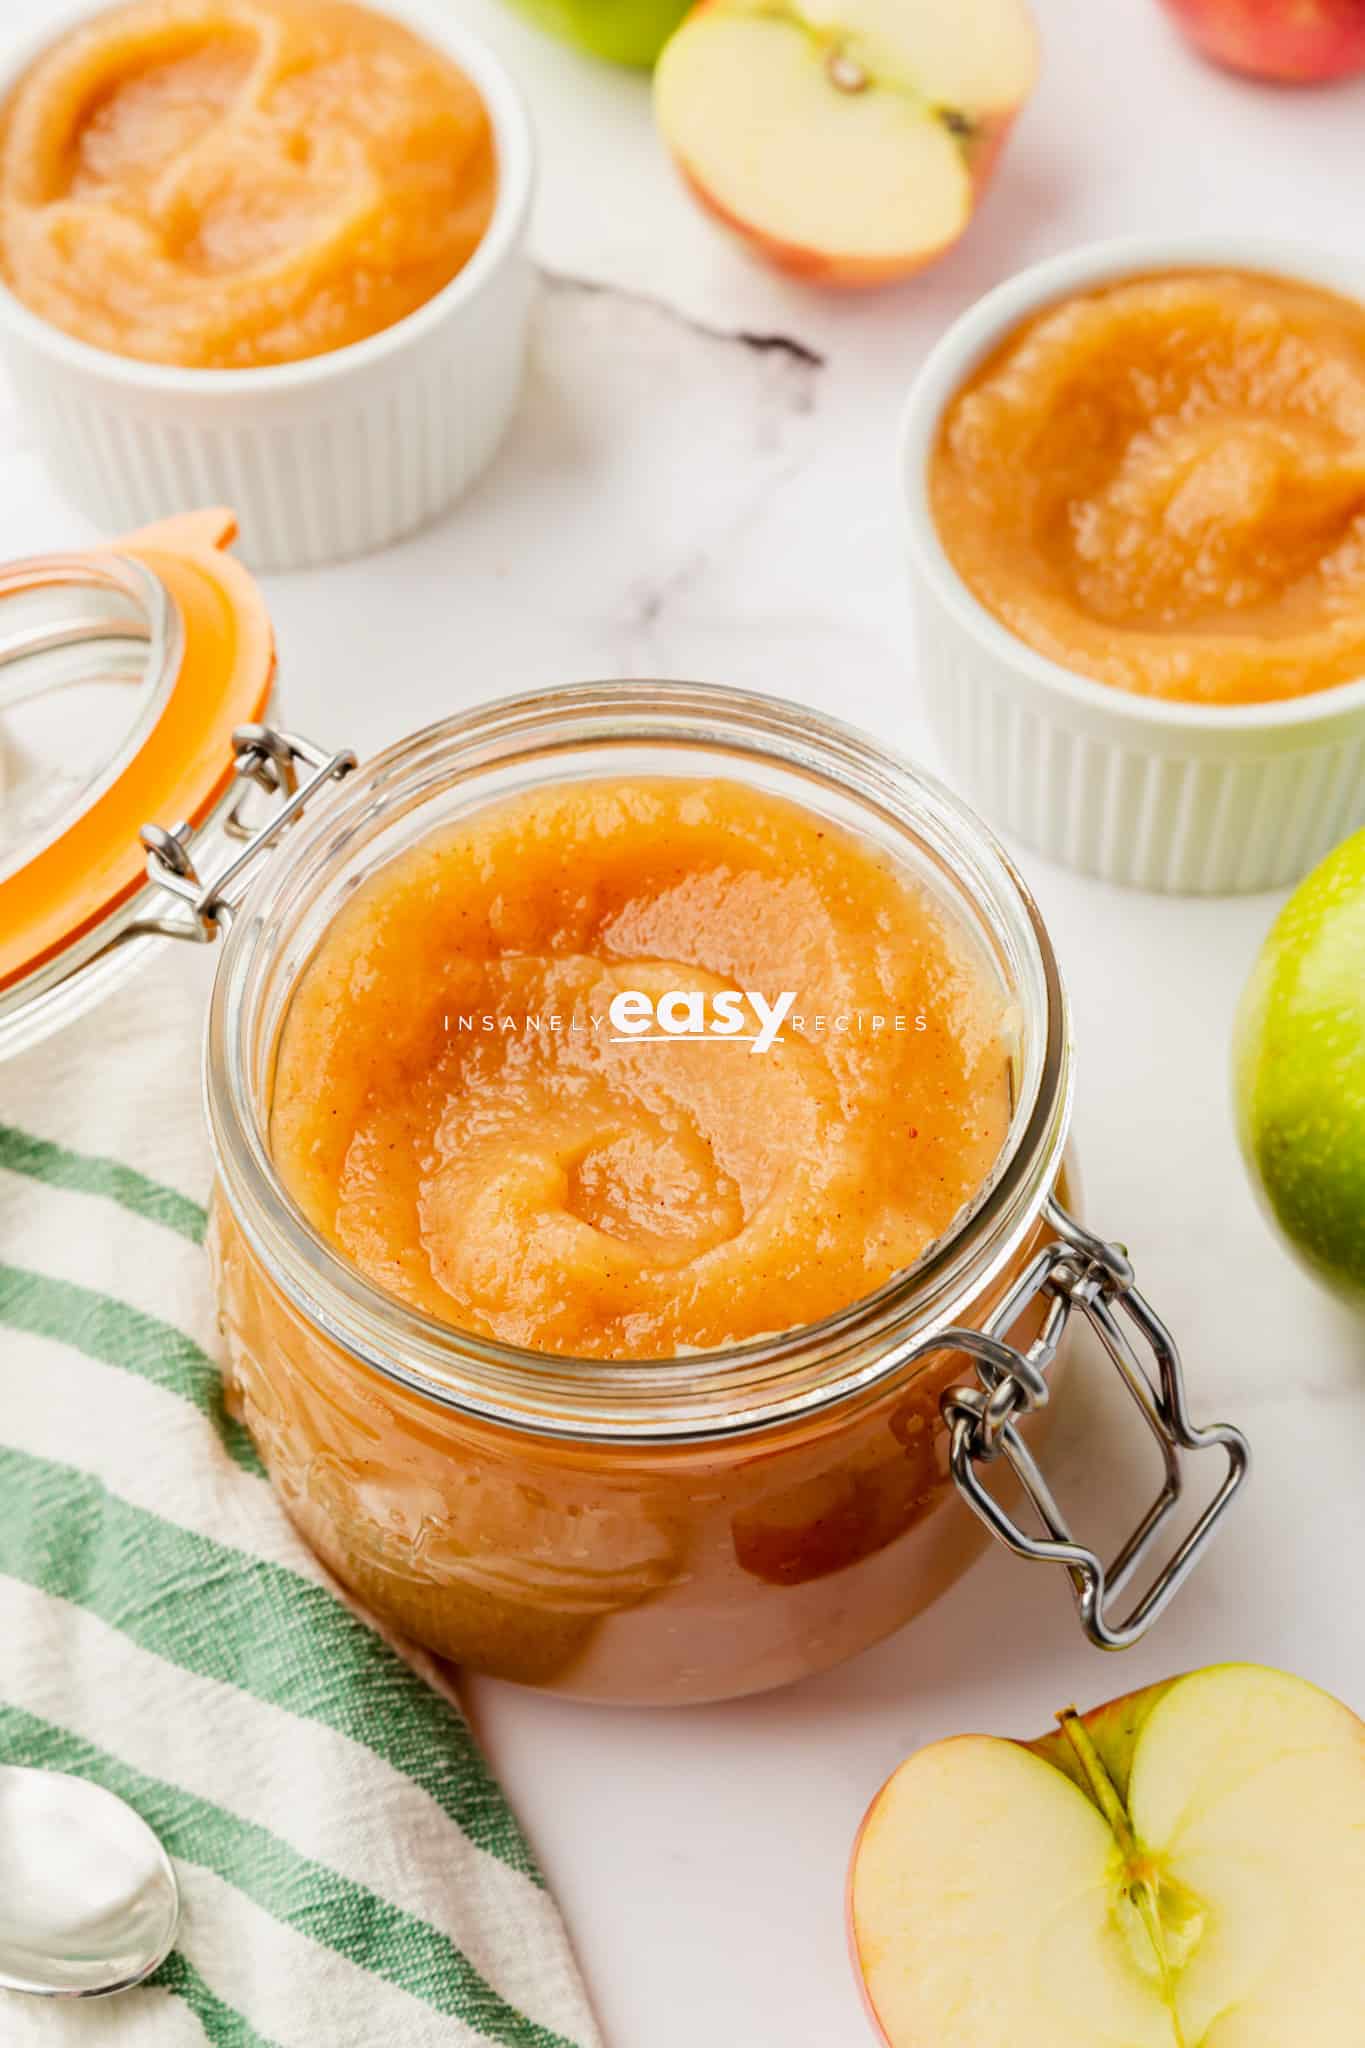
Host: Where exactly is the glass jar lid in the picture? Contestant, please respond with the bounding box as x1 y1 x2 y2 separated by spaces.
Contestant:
0 509 276 1059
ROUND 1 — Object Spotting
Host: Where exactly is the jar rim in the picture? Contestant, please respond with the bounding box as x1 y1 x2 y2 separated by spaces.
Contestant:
205 681 1074 1442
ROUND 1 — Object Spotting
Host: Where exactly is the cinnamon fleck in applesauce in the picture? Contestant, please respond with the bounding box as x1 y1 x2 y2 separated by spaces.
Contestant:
269 778 1014 1358
931 269 1365 705
0 0 496 369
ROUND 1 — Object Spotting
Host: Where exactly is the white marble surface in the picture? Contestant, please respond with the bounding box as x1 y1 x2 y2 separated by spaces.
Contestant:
2 1 1364 2043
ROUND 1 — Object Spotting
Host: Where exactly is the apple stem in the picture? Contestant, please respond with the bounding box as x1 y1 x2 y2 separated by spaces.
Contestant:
1057 1708 1139 1857
1057 1709 1183 2036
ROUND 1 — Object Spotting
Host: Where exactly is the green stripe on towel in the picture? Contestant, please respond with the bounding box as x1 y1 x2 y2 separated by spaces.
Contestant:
154 1952 286 2048
0 1704 575 2048
0 1445 538 1882
0 1262 263 1474
0 1124 207 1244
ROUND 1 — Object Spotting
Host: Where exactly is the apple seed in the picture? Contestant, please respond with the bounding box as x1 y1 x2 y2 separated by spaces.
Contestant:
825 48 868 92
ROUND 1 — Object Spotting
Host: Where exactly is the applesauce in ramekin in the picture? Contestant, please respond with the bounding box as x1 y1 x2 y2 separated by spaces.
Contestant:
930 268 1365 706
0 0 497 369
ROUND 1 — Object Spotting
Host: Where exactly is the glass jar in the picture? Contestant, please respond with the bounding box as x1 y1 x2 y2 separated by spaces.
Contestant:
169 683 1248 1706
0 510 276 1058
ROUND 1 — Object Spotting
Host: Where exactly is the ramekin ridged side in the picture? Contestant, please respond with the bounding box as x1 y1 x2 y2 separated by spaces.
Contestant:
0 0 535 574
900 236 1365 896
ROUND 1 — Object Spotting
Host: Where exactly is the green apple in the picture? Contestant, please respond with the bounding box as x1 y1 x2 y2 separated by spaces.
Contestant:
1233 826 1365 1302
848 1663 1365 2046
501 0 691 67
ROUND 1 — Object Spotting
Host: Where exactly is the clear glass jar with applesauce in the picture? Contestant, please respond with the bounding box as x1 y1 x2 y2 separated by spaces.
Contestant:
176 684 1248 1705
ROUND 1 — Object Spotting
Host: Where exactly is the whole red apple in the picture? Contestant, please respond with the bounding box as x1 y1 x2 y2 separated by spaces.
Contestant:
1160 0 1365 82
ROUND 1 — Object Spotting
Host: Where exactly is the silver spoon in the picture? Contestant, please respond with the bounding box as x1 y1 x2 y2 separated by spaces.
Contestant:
0 1766 180 1999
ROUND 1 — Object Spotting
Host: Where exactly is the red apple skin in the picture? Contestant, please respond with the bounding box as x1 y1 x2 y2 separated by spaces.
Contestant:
1159 0 1365 83
846 1791 886 2045
661 0 1037 289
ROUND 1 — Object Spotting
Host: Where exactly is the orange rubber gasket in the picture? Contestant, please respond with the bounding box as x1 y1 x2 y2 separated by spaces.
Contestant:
0 508 276 992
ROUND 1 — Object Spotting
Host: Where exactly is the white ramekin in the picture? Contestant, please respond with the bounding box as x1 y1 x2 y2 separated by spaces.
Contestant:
0 0 535 573
900 235 1365 895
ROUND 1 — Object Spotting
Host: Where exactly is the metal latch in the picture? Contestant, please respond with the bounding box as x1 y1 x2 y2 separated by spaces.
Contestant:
931 1201 1249 1651
139 724 355 942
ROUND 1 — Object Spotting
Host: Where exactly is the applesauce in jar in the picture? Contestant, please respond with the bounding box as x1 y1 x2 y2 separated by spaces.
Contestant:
931 269 1365 706
206 686 1084 1703
0 0 497 369
268 778 1013 1357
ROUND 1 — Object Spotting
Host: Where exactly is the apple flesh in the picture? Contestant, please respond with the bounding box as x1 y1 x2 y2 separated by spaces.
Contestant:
654 0 1039 287
1159 0 1365 82
849 1663 1365 2046
1233 824 1365 1303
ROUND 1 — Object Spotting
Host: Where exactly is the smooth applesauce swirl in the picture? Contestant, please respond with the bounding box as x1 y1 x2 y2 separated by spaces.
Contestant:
269 780 1013 1359
0 0 496 369
931 270 1365 704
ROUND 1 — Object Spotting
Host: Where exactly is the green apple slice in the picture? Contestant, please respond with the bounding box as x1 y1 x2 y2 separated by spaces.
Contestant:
849 1664 1365 2046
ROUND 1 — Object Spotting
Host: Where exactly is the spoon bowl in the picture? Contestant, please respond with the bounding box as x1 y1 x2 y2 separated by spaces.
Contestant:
0 1765 180 1998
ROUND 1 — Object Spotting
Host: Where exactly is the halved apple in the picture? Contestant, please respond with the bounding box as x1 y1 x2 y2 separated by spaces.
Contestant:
654 0 1039 287
849 1663 1365 2045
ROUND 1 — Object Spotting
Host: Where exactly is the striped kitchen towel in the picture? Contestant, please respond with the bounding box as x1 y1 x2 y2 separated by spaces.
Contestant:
0 949 603 2048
